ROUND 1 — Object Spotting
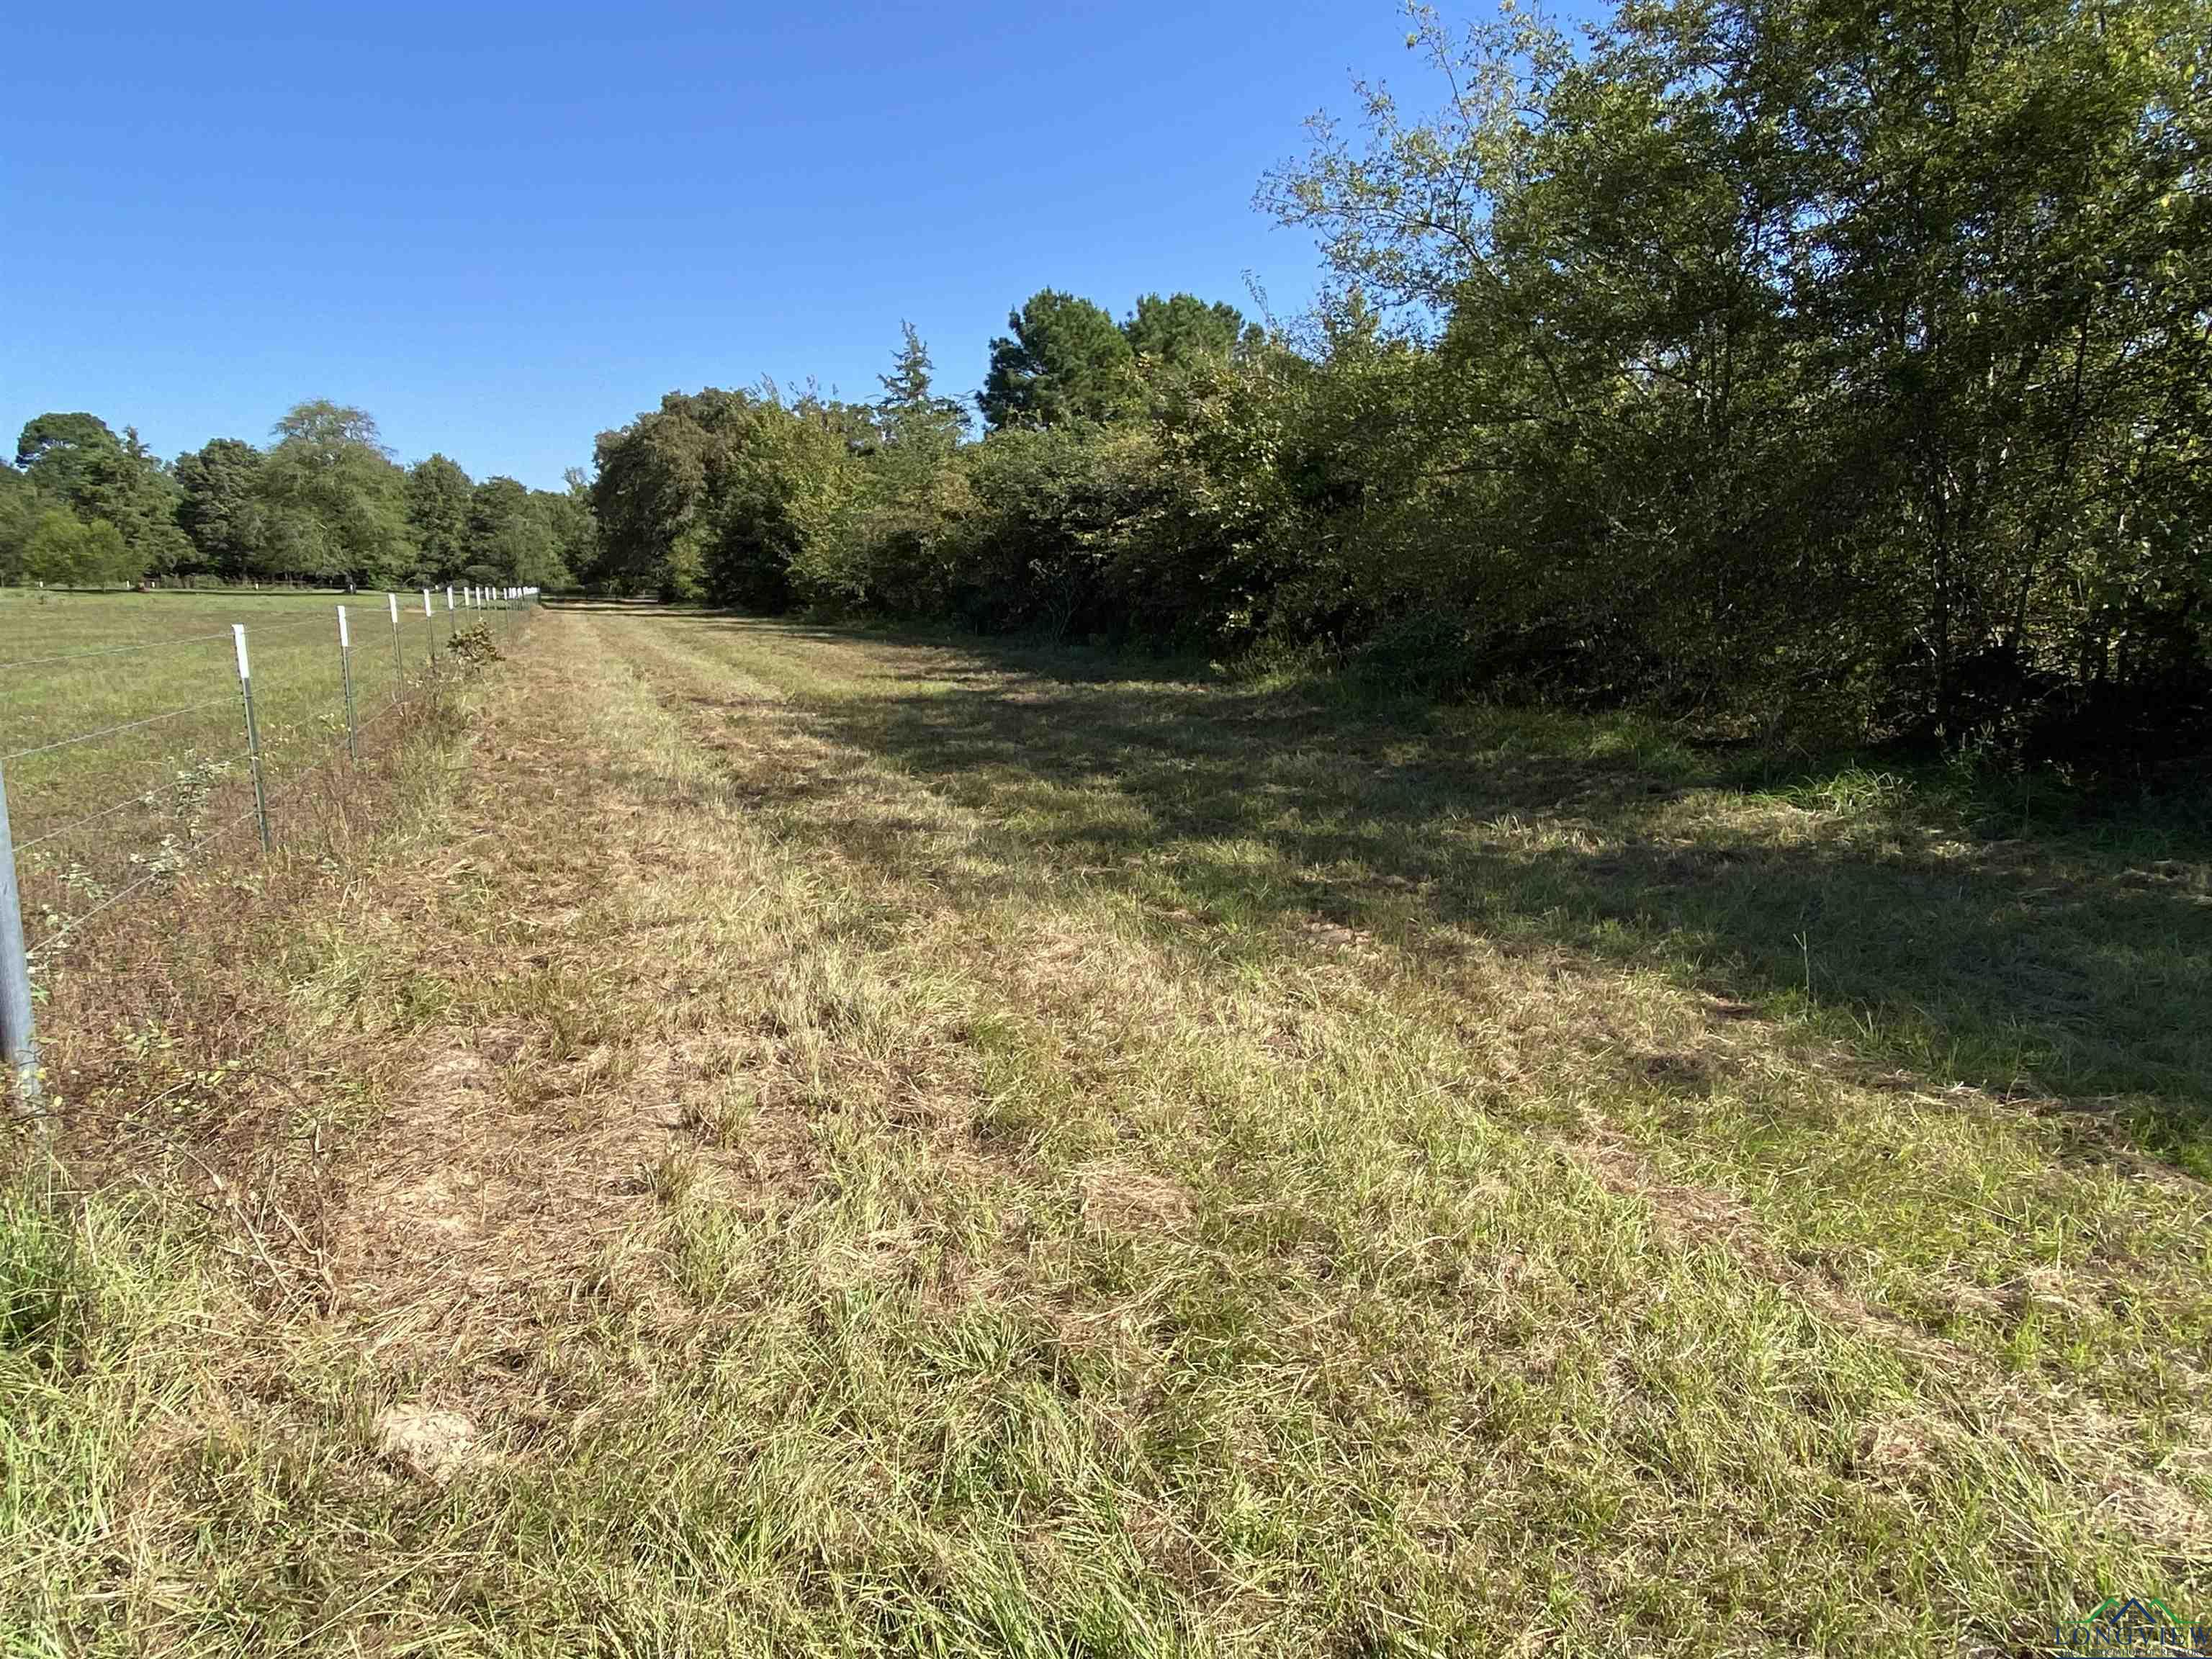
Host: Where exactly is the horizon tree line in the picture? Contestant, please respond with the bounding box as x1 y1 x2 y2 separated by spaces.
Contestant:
0 401 590 593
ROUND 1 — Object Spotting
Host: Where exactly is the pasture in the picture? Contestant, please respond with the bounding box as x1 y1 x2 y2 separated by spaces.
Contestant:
0 587 500 950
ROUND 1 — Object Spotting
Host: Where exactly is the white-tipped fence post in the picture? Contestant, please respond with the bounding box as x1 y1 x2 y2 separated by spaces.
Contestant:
387 592 402 698
233 624 273 853
337 604 359 763
446 585 456 642
421 589 436 668
0 759 42 1123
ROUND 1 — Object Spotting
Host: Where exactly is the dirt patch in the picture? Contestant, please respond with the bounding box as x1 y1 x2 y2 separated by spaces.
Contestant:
375 1404 480 1484
2102 1472 2212 1560
1079 1160 1194 1236
1300 918 1377 954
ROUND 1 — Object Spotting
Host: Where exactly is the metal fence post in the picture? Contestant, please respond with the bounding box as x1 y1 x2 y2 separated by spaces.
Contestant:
387 591 402 700
0 757 42 1123
421 589 436 670
233 624 273 853
446 585 457 643
337 604 359 763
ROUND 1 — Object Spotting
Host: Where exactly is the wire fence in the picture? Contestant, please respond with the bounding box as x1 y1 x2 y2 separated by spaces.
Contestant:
0 584 541 1123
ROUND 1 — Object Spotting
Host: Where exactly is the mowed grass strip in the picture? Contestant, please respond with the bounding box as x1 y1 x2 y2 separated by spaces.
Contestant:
1 606 2206 1655
613 613 2212 1414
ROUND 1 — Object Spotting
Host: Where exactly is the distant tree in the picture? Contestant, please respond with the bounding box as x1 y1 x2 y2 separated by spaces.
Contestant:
590 390 739 598
16 509 138 585
530 476 593 588
258 400 413 584
490 516 561 588
15 413 120 491
465 475 533 572
0 466 40 583
19 510 90 584
174 438 266 580
16 412 189 575
1121 294 1248 369
978 291 1138 431
876 323 967 455
80 519 137 584
405 453 474 580
790 323 972 611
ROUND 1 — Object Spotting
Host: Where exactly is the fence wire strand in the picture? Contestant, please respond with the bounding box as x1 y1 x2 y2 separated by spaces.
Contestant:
27 799 266 963
4 696 241 764
13 747 258 854
0 631 235 672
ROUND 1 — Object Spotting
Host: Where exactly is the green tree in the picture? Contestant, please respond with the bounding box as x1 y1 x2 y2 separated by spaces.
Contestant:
876 323 966 456
978 291 1139 431
80 519 137 584
17 509 139 585
528 475 594 590
465 475 534 574
15 413 122 499
405 454 474 581
946 424 1155 637
590 395 719 597
1121 294 1249 369
17 413 189 576
0 466 41 583
1264 0 2212 745
174 439 266 580
258 401 414 585
451 475 577 588
19 510 90 585
795 325 971 610
590 386 845 601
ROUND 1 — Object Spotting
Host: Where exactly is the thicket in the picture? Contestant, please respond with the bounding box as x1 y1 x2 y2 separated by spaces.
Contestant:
0 402 589 593
587 0 2210 762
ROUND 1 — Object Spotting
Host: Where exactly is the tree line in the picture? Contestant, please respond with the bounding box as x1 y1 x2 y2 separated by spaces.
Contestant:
0 402 590 592
586 0 2210 762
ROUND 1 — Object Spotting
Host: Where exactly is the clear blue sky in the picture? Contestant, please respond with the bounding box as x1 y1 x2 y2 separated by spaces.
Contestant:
1 1 1487 491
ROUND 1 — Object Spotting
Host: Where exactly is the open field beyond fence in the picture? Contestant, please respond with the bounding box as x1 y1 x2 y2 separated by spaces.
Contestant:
0 587 520 961
3 603 2209 1655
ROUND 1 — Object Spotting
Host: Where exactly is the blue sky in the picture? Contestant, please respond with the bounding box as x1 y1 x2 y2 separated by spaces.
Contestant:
1 1 1493 490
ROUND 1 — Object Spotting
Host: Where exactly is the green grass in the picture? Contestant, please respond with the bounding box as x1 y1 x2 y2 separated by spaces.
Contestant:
0 587 508 949
2 605 2206 1655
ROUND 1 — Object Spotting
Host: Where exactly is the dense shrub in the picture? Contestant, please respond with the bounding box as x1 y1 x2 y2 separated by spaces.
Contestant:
582 0 2212 765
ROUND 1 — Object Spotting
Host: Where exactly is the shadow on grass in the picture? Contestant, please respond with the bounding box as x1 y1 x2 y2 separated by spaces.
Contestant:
647 611 2212 1172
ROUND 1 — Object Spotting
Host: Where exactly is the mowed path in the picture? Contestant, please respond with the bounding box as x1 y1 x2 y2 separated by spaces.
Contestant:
31 607 2210 1655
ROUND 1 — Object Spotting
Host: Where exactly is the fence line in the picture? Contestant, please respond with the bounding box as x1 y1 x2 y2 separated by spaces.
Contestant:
0 585 541 1123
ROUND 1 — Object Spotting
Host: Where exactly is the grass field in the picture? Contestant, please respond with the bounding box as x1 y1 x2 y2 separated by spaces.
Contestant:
4 602 2209 1654
0 587 511 953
